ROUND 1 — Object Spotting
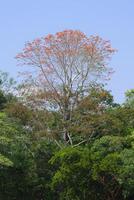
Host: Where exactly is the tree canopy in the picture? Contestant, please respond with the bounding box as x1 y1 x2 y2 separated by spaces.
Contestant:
0 30 133 200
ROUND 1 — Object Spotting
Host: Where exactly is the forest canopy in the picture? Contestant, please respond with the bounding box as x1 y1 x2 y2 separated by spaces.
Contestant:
0 30 133 200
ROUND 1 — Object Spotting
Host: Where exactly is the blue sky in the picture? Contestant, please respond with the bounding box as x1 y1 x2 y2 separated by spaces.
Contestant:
0 0 134 103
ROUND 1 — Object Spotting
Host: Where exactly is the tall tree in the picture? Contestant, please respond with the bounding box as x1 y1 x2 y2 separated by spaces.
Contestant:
16 30 115 143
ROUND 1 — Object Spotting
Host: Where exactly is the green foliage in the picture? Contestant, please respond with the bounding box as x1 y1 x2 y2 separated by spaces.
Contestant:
0 90 7 110
125 89 134 107
50 147 93 200
0 71 16 110
0 154 13 167
0 70 134 200
0 70 16 92
0 113 19 168
0 113 58 200
49 134 134 200
0 112 23 136
118 149 134 198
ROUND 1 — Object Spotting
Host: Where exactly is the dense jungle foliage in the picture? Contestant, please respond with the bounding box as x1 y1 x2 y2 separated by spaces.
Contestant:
0 30 134 200
0 70 133 200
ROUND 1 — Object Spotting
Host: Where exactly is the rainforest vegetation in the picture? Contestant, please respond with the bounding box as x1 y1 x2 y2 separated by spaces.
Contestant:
0 30 134 200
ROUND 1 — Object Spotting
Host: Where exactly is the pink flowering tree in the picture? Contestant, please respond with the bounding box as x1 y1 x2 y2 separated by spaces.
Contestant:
16 30 116 144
